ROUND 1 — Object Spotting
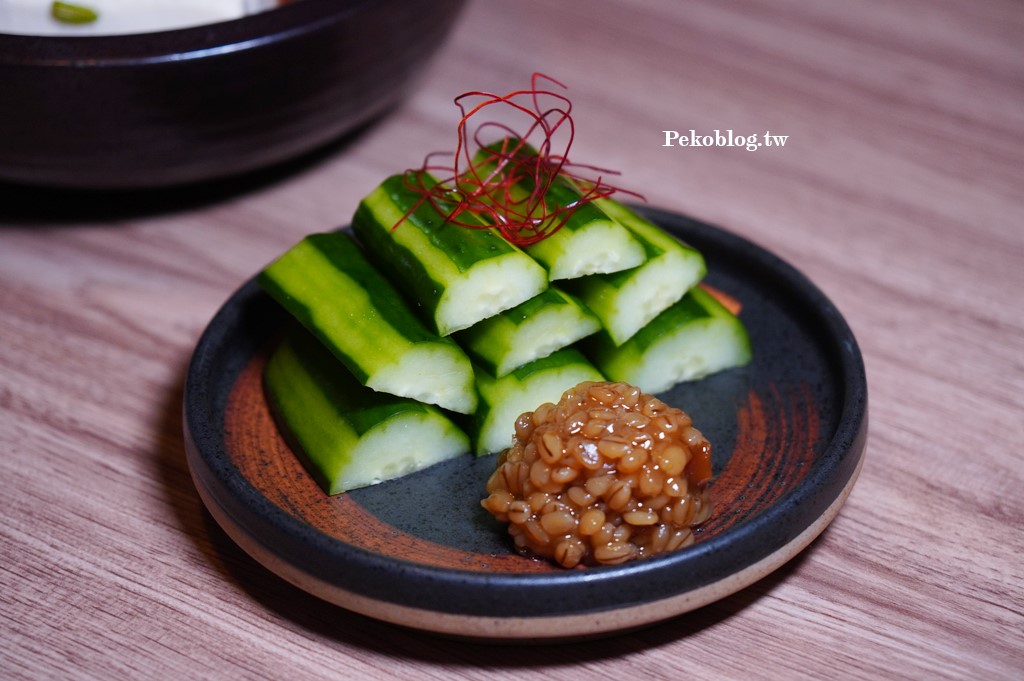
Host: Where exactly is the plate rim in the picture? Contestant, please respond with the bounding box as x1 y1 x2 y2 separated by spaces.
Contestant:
188 449 864 641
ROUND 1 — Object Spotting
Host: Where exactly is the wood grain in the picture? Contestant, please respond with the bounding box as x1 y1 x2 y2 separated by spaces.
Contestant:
1 0 1021 678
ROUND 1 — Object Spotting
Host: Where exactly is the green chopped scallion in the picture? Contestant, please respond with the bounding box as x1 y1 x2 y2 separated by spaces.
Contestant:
51 2 99 25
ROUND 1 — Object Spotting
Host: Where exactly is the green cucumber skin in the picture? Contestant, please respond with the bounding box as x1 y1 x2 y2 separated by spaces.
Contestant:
471 142 645 278
473 347 605 455
490 346 597 384
536 176 611 235
265 328 468 495
455 287 599 375
381 173 510 271
269 327 440 439
563 199 707 344
472 144 619 240
259 231 456 384
593 198 701 260
499 287 575 324
376 173 516 268
264 333 354 494
586 286 716 360
583 285 752 383
518 183 626 270
352 173 533 330
570 199 705 294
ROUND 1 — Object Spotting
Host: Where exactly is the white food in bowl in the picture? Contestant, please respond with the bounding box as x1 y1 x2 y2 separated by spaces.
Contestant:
0 0 280 36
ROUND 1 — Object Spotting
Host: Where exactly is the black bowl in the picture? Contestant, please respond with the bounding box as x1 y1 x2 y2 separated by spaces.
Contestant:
0 0 466 189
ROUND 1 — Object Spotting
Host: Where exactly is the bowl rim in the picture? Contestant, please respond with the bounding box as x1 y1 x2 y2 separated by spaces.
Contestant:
0 0 378 64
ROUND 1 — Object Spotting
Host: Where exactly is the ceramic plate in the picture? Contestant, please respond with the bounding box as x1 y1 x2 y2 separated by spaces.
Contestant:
184 207 867 641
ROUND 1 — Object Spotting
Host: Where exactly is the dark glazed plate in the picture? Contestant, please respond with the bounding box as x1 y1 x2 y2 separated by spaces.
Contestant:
184 208 868 641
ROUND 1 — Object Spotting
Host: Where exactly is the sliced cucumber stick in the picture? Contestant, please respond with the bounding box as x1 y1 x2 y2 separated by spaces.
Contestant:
472 142 646 280
456 287 600 377
352 173 547 336
259 232 477 414
564 200 707 346
473 348 605 456
583 285 752 394
265 329 469 495
524 193 647 280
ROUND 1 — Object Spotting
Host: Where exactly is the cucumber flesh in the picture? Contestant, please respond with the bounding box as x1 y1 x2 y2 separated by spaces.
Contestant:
471 141 647 280
583 285 751 394
259 231 478 414
265 329 469 495
352 173 548 336
527 211 647 280
473 348 605 455
565 199 707 345
455 286 600 377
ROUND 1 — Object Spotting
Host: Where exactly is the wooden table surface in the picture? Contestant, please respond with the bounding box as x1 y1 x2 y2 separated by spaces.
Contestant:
2 0 1022 678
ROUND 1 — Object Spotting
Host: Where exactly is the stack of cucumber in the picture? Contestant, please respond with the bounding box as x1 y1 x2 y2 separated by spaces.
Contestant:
260 155 751 495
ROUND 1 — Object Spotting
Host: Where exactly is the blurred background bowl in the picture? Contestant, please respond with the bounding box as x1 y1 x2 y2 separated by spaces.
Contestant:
0 0 466 190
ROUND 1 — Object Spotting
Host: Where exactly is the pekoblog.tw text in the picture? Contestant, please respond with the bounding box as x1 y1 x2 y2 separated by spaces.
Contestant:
662 129 788 150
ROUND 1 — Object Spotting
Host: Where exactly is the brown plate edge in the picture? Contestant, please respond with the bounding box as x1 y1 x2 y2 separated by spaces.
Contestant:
188 437 865 642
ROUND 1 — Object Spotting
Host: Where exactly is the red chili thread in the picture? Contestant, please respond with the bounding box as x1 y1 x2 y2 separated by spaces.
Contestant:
394 74 642 246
